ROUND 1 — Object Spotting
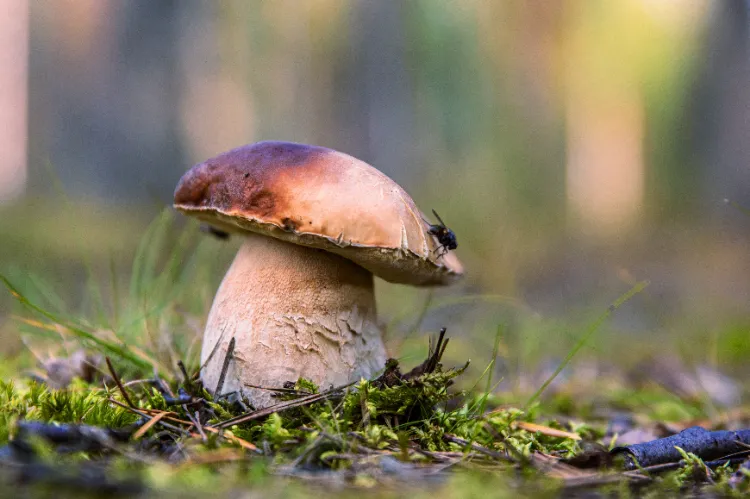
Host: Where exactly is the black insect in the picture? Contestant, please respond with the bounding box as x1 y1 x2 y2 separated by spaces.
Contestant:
200 224 230 240
426 209 457 257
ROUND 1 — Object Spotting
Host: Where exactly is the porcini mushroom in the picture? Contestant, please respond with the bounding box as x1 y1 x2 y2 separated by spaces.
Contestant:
174 141 463 407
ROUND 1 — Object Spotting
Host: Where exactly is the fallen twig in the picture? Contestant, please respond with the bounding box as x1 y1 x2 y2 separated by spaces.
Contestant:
244 383 312 396
212 382 356 429
612 426 750 469
177 360 192 385
404 328 448 380
627 452 750 476
190 411 207 443
214 337 235 396
108 398 190 437
132 411 174 440
105 357 136 408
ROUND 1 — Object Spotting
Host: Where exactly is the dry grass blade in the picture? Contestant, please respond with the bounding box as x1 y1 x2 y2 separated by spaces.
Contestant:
201 427 260 452
523 281 649 411
1 275 154 371
515 421 581 441
108 398 191 436
141 408 193 426
133 411 174 440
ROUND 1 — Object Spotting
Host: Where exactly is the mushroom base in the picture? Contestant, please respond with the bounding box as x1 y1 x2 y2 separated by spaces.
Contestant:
200 233 387 408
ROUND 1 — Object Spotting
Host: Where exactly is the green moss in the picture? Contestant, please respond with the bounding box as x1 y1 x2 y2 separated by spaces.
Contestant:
0 380 137 443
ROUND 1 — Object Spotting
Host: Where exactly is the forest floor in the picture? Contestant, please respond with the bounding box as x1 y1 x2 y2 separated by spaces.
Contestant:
1 212 749 498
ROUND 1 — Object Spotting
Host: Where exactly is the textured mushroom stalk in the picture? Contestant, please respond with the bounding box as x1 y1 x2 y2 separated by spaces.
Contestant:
201 232 387 408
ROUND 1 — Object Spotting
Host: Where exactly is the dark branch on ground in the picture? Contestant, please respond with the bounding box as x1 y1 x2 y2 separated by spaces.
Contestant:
612 426 750 469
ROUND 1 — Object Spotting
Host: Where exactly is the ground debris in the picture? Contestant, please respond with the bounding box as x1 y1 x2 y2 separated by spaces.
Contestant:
402 327 450 380
213 382 353 429
612 426 750 469
8 326 750 497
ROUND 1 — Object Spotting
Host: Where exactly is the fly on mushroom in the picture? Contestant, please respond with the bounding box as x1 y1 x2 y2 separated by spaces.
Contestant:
427 209 457 258
174 141 464 408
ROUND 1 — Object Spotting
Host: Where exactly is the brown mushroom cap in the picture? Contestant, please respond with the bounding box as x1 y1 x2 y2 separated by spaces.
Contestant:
174 141 463 285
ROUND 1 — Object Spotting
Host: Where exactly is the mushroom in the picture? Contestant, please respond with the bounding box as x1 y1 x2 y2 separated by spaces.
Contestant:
173 141 463 407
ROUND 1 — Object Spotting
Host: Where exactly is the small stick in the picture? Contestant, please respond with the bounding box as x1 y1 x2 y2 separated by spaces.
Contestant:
108 398 191 436
140 408 194 426
154 367 175 399
164 391 195 406
624 452 750 476
438 338 450 363
214 337 236 396
612 426 750 469
132 411 173 440
177 360 191 384
190 411 207 443
213 381 356 429
105 356 136 408
404 328 450 379
199 330 227 376
432 328 448 370
244 383 310 395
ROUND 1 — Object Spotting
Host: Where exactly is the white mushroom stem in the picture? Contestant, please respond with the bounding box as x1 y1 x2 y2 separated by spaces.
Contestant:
200 232 387 408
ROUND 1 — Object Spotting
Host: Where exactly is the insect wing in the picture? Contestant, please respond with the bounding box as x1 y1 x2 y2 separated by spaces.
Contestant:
431 209 447 227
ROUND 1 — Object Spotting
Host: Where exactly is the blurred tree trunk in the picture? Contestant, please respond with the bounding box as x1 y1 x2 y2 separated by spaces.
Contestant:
335 0 415 179
30 0 185 203
0 0 28 203
178 1 255 164
695 1 750 211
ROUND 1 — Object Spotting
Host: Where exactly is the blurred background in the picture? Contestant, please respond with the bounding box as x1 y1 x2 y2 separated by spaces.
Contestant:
1 1 749 396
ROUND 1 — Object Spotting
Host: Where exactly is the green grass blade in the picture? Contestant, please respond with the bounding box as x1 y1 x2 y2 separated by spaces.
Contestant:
387 293 540 334
128 209 173 305
523 280 650 411
109 253 120 328
25 273 68 315
0 274 152 371
479 324 503 417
